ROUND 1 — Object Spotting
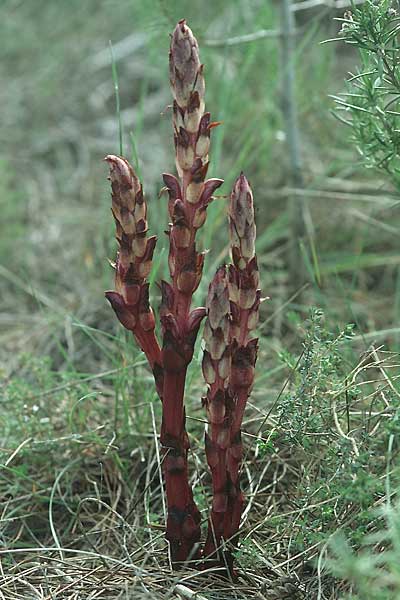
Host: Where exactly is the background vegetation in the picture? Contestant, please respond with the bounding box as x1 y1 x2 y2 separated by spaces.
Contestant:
2 0 400 598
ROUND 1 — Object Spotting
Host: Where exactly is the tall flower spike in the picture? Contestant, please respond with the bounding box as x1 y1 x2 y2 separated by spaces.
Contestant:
158 20 224 565
169 19 206 180
228 173 260 549
204 173 260 572
202 266 236 567
228 173 260 346
165 20 223 317
104 155 163 396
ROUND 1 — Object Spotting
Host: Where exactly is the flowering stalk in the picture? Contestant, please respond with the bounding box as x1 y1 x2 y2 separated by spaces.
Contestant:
203 174 260 572
202 266 234 565
226 173 260 550
159 19 223 563
106 20 223 564
105 19 259 571
104 155 163 398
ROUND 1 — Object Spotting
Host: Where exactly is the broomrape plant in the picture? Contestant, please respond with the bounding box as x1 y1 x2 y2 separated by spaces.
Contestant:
104 20 260 573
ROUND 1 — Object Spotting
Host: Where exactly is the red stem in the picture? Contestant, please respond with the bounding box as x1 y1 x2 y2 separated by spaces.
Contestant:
160 137 206 564
134 327 163 399
161 368 201 563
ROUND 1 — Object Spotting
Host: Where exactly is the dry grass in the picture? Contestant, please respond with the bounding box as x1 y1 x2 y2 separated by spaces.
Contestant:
3 337 399 598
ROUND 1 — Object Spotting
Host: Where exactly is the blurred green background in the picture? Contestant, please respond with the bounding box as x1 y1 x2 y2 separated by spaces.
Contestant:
4 0 394 376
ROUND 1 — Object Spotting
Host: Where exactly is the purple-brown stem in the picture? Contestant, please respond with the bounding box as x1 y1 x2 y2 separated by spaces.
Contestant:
159 20 223 563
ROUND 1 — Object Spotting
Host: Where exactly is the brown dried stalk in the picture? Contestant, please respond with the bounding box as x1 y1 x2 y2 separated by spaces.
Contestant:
203 174 260 572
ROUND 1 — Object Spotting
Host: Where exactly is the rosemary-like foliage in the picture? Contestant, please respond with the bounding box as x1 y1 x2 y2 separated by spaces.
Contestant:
331 0 400 189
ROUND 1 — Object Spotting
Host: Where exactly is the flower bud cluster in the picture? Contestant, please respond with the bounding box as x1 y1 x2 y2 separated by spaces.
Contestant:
202 174 261 566
104 155 157 335
202 266 231 415
228 173 260 347
166 20 223 314
162 173 223 307
202 267 236 557
159 280 206 373
169 19 210 182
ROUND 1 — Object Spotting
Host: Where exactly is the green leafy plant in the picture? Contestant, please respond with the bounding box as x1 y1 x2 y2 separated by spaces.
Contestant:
328 500 400 600
331 0 400 190
255 308 400 595
321 3 400 594
105 20 260 571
